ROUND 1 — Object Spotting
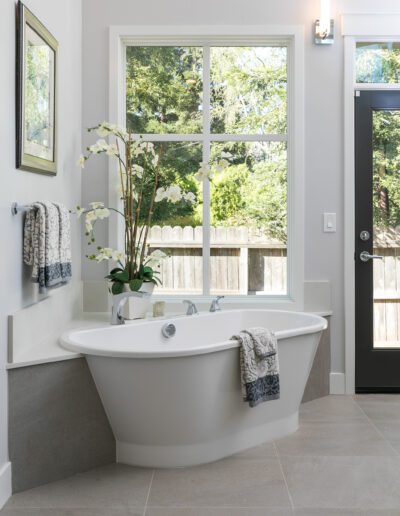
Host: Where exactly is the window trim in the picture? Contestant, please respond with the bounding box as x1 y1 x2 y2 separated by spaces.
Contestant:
109 25 305 308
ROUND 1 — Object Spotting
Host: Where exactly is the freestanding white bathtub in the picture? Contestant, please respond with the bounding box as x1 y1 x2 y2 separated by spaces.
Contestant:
61 309 327 468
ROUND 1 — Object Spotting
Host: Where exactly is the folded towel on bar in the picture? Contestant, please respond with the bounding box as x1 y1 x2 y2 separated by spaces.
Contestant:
232 327 280 408
23 201 72 293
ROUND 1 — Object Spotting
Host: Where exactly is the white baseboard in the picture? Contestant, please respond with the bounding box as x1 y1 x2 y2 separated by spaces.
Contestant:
0 462 11 509
330 372 346 394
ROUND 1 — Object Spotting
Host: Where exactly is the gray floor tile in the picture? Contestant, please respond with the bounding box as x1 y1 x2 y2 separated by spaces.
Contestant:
294 510 400 515
299 396 364 422
147 457 292 508
354 395 400 422
5 396 400 515
365 418 400 453
146 509 293 515
0 510 143 516
5 464 153 509
294 510 365 515
230 442 276 460
281 455 400 510
275 420 395 457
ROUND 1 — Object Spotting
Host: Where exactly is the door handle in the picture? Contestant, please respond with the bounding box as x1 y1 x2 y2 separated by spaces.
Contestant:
360 251 383 262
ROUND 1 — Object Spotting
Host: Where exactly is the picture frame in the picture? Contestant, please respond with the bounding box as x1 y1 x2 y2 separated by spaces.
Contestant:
16 1 58 175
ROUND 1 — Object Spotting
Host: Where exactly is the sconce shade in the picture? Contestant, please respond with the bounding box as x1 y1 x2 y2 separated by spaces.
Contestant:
315 0 334 45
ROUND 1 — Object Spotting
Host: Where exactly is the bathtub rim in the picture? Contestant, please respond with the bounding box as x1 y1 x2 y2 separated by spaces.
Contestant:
60 309 327 359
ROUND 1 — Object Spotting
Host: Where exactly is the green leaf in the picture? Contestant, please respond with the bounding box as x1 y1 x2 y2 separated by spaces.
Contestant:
143 268 154 280
112 270 129 282
129 279 143 292
110 267 123 275
111 281 124 295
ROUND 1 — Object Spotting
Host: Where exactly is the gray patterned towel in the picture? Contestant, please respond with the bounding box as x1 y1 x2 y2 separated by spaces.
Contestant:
232 327 280 408
23 202 72 293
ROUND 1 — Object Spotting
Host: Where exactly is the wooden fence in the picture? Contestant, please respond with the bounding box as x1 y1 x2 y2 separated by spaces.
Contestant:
147 225 287 295
147 226 400 346
373 229 400 346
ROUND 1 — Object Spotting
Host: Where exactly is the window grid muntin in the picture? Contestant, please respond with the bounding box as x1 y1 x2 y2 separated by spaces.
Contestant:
125 43 288 296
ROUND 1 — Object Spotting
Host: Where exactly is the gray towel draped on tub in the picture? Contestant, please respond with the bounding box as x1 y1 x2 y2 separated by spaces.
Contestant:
23 201 72 293
232 327 280 408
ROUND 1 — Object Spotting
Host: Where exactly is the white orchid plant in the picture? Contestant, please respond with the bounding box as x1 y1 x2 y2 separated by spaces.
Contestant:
75 122 227 296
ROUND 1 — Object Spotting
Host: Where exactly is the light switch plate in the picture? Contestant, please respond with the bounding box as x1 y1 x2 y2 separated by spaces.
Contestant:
323 213 336 233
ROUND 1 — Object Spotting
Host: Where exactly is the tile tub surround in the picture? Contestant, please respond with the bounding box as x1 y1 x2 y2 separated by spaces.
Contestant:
8 359 115 493
3 395 400 514
302 317 330 403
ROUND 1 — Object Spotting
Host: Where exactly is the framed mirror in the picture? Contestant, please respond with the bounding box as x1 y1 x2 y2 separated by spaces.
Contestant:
16 1 58 175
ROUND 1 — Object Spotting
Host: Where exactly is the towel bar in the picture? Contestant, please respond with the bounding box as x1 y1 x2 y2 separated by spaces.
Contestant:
11 202 34 215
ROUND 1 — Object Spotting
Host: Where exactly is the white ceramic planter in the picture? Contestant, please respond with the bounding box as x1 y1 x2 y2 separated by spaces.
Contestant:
122 282 154 320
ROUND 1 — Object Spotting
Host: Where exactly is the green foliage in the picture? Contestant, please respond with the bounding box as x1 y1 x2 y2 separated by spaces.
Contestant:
125 46 288 242
210 47 287 134
126 46 203 134
106 263 160 294
373 111 400 229
210 164 249 224
241 160 287 242
111 281 124 295
210 143 287 241
356 44 400 84
143 142 202 226
129 279 143 292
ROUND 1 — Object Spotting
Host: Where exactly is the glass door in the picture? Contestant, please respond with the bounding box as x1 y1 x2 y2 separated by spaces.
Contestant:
355 90 400 392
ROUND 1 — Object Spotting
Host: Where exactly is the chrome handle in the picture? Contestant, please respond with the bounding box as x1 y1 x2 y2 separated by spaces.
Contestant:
360 251 383 262
210 295 225 312
182 300 198 315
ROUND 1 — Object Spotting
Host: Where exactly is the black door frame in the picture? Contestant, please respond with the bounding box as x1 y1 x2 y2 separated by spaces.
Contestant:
355 90 400 393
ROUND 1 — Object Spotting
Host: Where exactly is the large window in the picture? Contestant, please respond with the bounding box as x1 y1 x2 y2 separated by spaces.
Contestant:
125 44 288 296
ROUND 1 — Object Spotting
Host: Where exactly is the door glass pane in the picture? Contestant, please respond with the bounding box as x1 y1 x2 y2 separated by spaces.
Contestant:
209 141 287 295
145 142 203 295
356 42 400 84
126 46 203 134
210 47 287 134
373 110 400 347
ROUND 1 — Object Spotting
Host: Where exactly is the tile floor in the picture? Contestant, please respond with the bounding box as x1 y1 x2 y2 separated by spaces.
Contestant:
2 395 400 515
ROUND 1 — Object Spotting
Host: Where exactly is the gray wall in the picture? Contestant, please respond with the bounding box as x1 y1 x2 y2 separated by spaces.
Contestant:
0 0 82 498
8 359 115 493
81 0 400 377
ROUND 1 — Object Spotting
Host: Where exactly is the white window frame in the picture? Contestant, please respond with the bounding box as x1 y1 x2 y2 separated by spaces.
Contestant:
343 13 400 394
109 25 305 308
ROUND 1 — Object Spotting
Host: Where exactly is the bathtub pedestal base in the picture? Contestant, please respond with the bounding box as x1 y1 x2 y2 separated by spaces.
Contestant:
116 411 299 468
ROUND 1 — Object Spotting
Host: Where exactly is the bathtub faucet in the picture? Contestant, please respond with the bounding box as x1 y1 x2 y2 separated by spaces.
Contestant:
210 296 224 312
183 300 198 316
111 291 151 325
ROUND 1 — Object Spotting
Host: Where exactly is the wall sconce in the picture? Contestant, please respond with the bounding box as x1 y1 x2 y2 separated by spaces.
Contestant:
315 0 334 45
